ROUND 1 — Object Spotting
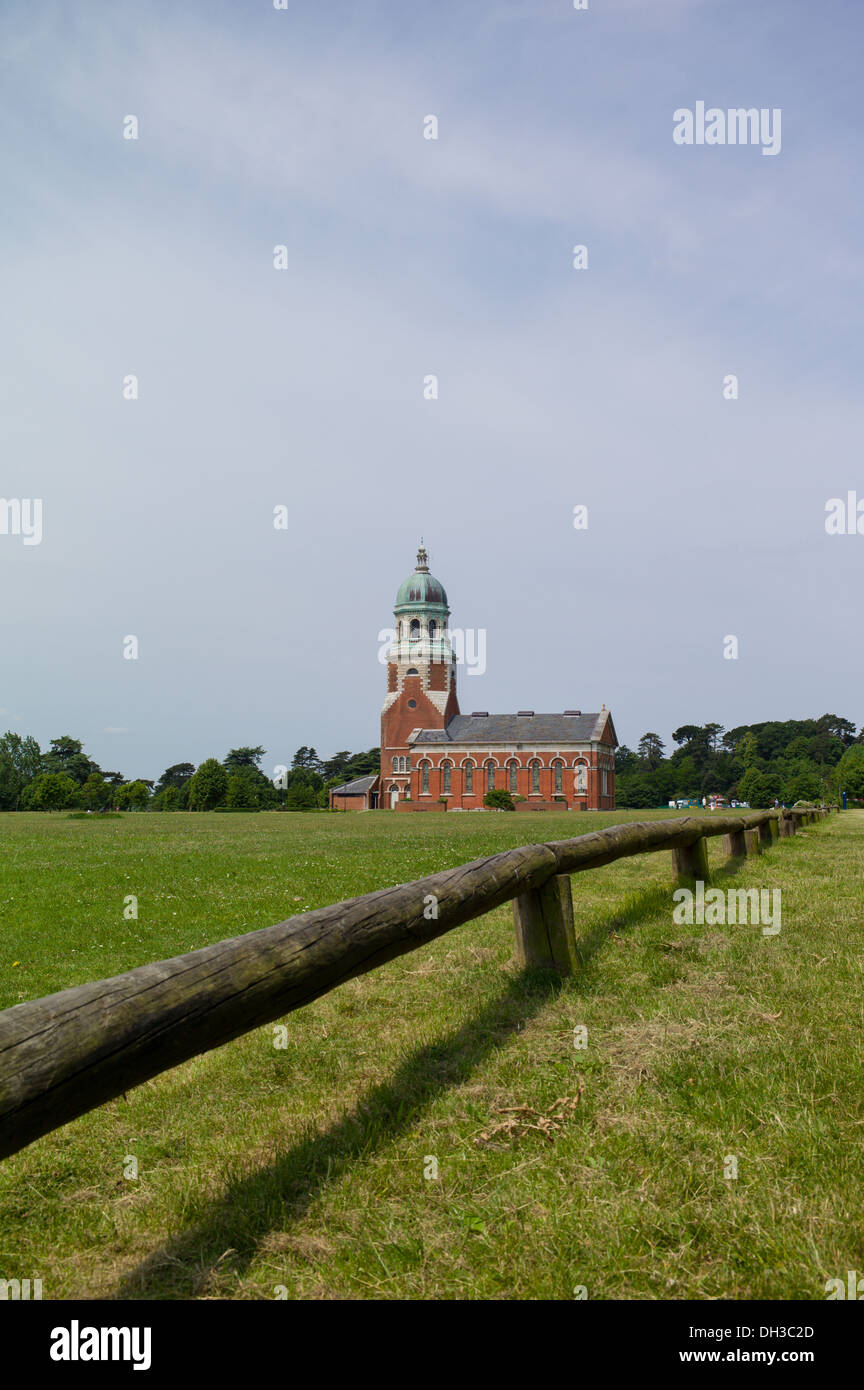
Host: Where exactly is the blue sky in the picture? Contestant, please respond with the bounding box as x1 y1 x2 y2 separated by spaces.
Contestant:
0 0 861 779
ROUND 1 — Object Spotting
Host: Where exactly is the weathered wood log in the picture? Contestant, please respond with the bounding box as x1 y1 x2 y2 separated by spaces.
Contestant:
757 819 774 845
513 874 578 974
744 829 761 856
0 842 557 1161
546 817 698 875
779 813 796 837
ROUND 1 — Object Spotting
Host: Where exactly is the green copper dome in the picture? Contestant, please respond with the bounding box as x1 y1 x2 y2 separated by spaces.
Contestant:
394 545 449 612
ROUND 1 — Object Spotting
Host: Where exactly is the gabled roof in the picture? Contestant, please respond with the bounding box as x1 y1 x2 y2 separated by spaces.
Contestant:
408 712 617 747
330 775 378 795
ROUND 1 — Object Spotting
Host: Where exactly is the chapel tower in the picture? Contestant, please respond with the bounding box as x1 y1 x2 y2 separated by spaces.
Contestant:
380 545 459 805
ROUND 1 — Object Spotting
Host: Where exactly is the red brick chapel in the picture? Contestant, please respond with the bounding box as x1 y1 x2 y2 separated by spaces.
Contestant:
329 546 617 812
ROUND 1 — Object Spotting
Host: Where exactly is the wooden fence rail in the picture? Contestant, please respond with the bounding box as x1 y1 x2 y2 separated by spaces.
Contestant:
0 805 830 1161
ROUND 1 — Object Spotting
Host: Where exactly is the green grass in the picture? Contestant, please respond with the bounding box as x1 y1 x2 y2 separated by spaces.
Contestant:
0 806 861 1301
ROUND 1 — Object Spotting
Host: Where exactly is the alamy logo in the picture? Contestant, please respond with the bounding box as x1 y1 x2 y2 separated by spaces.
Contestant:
0 1277 42 1299
377 627 487 676
825 1271 864 1299
50 1321 151 1371
825 493 864 535
0 498 42 545
673 102 781 156
672 881 781 935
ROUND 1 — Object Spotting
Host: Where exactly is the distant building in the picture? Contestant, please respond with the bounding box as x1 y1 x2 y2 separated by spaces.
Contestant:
330 547 618 813
329 775 379 811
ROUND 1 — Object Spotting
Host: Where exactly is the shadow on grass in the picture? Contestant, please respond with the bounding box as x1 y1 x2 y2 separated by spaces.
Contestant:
110 968 565 1299
575 881 674 969
108 875 713 1299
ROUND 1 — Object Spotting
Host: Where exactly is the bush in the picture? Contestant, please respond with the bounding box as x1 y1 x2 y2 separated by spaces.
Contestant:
484 789 515 811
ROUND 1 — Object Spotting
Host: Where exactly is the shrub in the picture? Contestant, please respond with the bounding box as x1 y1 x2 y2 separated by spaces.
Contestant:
484 789 515 811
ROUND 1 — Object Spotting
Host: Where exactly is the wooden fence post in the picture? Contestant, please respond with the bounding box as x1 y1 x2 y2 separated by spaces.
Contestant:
721 828 747 861
757 818 774 846
744 828 761 857
672 836 709 885
512 873 579 974
779 812 796 837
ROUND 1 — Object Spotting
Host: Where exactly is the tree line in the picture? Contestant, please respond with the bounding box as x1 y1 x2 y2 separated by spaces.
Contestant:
615 713 864 809
0 735 380 812
3 713 862 814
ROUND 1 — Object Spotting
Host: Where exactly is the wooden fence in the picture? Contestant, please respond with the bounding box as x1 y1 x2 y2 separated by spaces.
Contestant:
0 805 831 1161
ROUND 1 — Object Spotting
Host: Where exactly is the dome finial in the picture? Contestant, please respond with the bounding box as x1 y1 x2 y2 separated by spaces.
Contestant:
416 541 429 572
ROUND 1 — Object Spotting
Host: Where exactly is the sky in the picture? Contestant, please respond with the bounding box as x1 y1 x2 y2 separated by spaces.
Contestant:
0 0 862 782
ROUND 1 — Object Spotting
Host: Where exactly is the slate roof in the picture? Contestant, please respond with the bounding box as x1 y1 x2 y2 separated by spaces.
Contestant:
408 713 616 746
330 775 379 795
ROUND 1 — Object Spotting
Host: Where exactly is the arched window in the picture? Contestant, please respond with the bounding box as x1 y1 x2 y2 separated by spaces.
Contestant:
508 759 519 793
441 760 452 794
429 619 437 641
530 759 541 794
484 759 496 791
463 761 474 794
392 756 398 773
410 619 420 641
553 759 563 794
406 667 419 676
421 761 430 795
575 763 587 794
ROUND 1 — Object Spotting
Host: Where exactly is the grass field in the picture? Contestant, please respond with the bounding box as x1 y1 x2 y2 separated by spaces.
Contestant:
0 806 862 1301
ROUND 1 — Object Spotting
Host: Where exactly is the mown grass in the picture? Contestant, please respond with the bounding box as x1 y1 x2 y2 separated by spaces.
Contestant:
0 807 861 1301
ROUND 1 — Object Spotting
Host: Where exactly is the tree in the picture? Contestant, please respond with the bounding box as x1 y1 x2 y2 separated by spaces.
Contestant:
738 731 760 769
704 722 724 752
615 745 639 775
80 772 111 811
782 769 822 805
0 731 42 807
22 772 79 810
284 781 318 810
45 735 83 763
637 732 665 770
9 732 42 780
224 747 265 771
616 773 660 809
816 713 857 748
226 772 257 808
291 746 322 773
42 735 100 786
116 780 150 811
671 725 713 770
835 745 864 799
187 758 228 810
321 750 353 780
737 768 781 808
155 763 195 790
